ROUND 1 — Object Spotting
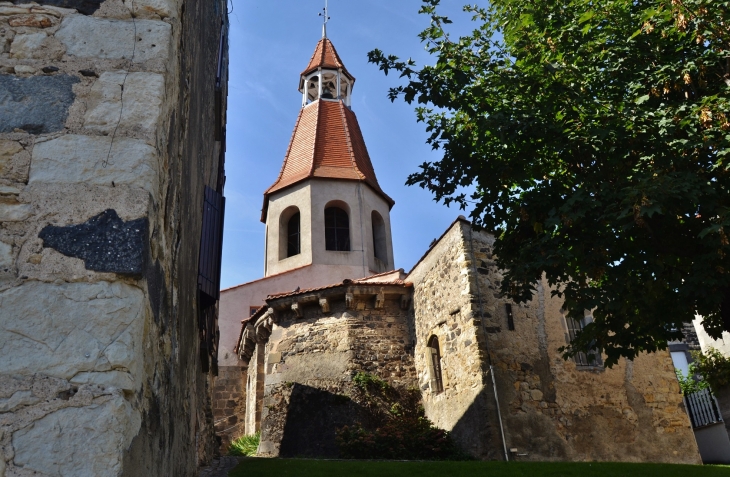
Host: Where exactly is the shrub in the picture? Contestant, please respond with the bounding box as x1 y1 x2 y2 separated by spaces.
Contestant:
336 416 467 461
228 432 260 456
692 348 730 392
676 365 709 395
337 373 469 461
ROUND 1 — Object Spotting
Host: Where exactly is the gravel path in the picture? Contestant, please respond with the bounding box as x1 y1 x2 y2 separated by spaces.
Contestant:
198 456 242 477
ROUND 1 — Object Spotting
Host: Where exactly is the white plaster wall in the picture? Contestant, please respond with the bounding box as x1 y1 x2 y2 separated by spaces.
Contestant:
693 315 730 357
265 182 312 276
309 179 393 272
265 179 394 277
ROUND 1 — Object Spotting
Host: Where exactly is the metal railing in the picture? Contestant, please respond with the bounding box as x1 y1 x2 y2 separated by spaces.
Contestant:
684 388 724 429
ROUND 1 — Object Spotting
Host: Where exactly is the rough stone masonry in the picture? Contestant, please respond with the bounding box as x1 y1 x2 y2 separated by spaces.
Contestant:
0 0 229 476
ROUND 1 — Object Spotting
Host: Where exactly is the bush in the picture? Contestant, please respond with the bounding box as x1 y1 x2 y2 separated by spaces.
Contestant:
336 373 469 461
693 348 730 392
676 365 709 395
336 416 467 461
228 432 260 456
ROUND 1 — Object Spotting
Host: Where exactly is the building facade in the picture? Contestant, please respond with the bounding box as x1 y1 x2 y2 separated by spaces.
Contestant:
0 1 228 475
236 218 702 463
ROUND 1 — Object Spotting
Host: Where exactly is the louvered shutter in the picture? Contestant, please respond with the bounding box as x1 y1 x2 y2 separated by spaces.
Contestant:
198 186 225 301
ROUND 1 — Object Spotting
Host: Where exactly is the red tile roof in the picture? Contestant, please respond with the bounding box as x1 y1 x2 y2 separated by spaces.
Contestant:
261 99 394 221
301 38 355 83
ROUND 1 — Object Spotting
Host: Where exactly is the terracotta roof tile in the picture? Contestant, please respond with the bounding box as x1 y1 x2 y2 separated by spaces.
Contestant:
301 38 355 83
262 99 394 221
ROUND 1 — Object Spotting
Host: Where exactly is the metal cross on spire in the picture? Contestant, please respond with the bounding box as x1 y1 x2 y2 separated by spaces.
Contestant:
319 0 330 38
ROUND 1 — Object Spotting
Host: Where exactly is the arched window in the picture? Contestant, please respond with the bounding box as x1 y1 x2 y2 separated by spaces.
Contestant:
287 212 300 257
278 206 300 260
426 336 444 393
371 211 387 263
325 207 350 251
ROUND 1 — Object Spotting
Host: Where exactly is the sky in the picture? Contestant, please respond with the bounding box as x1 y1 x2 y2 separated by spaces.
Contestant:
221 0 478 289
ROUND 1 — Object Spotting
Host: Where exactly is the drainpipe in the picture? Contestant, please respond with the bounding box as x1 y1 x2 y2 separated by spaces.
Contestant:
468 225 509 462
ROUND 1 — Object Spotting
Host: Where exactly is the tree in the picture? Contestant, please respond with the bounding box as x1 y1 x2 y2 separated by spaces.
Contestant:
369 0 730 366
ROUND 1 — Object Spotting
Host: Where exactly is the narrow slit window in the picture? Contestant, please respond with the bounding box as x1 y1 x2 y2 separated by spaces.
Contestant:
287 212 300 257
506 303 515 331
371 211 387 262
427 336 444 393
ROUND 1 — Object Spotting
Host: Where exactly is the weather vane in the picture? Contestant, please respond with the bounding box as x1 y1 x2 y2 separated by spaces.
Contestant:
319 0 330 38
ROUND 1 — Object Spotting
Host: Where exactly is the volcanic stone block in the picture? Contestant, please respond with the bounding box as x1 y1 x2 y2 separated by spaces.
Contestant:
39 209 147 275
11 0 104 15
0 74 78 134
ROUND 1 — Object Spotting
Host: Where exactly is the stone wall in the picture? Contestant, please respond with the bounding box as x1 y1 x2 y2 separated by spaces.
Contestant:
239 284 416 457
408 218 702 463
212 365 247 452
0 0 228 475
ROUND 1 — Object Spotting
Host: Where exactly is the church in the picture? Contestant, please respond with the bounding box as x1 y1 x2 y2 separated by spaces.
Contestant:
216 33 702 462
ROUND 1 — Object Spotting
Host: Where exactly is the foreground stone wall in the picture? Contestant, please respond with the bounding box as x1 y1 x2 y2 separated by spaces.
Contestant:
409 218 702 463
0 0 228 475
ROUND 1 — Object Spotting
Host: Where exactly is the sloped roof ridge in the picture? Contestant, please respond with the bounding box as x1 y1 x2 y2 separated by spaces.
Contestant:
338 100 365 180
270 106 306 192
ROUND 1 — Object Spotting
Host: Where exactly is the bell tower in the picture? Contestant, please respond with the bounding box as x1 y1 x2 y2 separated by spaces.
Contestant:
261 35 395 279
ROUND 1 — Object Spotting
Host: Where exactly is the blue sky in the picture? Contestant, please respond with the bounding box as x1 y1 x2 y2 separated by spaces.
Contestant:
221 1 476 289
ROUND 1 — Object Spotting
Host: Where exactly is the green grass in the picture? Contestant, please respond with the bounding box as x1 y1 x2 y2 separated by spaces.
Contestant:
229 459 730 477
227 432 260 457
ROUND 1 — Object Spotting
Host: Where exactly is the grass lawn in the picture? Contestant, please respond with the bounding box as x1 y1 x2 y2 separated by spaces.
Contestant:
229 458 730 477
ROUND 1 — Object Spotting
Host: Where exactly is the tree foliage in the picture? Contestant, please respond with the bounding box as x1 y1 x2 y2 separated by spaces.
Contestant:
692 347 730 391
369 0 730 366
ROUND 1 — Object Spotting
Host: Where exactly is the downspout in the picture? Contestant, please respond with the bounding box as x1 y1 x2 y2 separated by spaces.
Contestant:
468 225 509 462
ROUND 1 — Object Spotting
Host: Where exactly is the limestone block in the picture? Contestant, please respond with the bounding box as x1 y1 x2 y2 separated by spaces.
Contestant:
8 14 57 28
56 15 171 63
12 395 141 477
0 74 78 134
0 241 13 269
0 186 21 195
0 203 32 221
13 64 36 74
125 0 174 18
0 281 144 381
30 134 159 195
0 140 23 174
9 32 45 58
6 1 101 16
0 390 40 412
70 371 135 391
83 71 165 137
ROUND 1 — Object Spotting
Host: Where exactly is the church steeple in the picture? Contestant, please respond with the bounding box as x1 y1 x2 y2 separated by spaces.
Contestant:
261 37 395 279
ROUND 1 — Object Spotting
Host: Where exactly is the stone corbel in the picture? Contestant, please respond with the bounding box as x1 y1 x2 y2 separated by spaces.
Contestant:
374 288 385 309
292 301 303 318
345 292 354 309
319 297 330 313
